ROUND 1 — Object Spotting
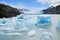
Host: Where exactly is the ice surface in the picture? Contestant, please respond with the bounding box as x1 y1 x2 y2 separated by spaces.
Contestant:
17 14 24 19
0 18 8 25
28 30 36 37
1 18 7 24
24 15 38 29
5 33 23 35
56 21 60 29
0 15 52 36
0 32 24 35
14 19 28 31
40 32 53 40
38 28 46 33
36 15 52 28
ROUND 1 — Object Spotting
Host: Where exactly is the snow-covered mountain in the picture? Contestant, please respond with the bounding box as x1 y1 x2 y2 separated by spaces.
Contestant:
43 5 60 14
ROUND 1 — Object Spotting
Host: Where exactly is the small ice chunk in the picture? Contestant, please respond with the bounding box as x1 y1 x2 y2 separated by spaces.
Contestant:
28 30 36 37
40 32 53 40
39 28 46 33
17 14 24 19
1 18 7 24
0 18 8 25
14 23 28 31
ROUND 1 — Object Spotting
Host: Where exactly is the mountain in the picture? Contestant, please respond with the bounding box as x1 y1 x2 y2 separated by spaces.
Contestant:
19 8 30 11
0 3 21 18
43 5 60 14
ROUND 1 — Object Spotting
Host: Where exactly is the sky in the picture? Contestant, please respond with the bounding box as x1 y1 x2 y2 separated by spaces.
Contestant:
0 0 60 12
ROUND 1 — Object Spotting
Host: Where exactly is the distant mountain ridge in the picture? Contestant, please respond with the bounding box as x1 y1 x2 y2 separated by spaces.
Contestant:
43 5 60 14
19 8 30 11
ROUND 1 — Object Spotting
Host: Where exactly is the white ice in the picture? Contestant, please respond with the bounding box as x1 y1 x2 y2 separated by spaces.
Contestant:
28 30 36 37
40 32 53 40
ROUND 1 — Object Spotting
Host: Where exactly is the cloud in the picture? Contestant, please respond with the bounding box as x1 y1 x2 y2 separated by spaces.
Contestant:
37 0 60 7
37 0 47 4
0 1 46 13
21 7 46 14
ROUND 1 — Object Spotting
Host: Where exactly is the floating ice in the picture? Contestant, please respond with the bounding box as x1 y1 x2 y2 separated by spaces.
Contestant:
0 32 24 35
28 30 36 37
40 32 53 40
0 26 15 32
24 15 37 29
36 15 51 28
6 33 23 35
14 20 28 31
0 18 8 25
0 14 52 36
17 14 24 19
38 28 46 33
56 21 60 29
0 31 4 34
1 18 7 24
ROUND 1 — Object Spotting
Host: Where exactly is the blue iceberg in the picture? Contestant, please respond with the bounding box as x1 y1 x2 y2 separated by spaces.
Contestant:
17 14 24 19
36 15 52 28
0 18 7 24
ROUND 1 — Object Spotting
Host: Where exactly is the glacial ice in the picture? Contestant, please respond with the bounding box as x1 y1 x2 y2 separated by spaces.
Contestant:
0 15 30 35
40 32 53 40
0 18 8 25
17 14 24 19
0 32 24 35
36 15 52 28
38 28 46 33
0 14 52 37
56 21 60 29
28 30 36 37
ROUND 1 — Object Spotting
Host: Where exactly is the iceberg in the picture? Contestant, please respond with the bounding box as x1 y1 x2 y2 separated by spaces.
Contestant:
13 19 28 31
36 15 52 28
17 14 24 19
0 18 8 25
28 30 36 37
